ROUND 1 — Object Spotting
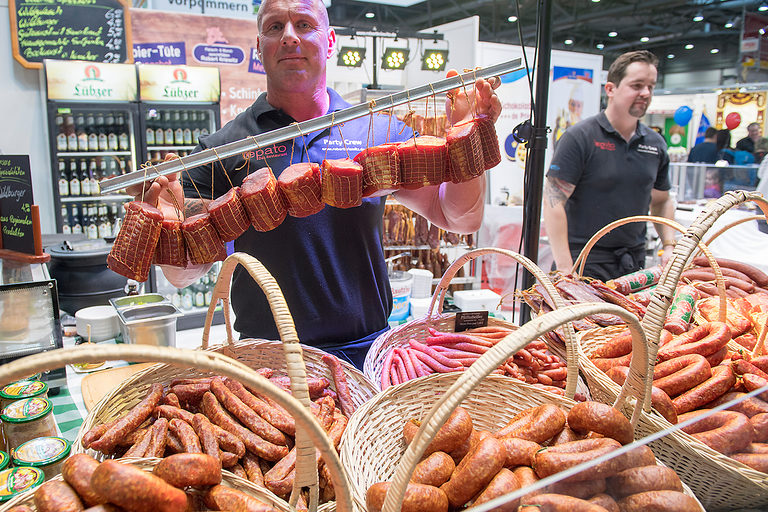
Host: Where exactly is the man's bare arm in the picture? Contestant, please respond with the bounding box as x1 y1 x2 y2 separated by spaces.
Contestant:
542 176 576 272
650 188 676 265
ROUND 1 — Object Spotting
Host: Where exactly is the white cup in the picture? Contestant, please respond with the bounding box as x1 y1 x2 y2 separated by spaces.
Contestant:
407 269 434 299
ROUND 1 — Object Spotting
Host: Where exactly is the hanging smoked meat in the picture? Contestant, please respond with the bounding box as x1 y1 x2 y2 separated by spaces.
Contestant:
458 115 501 170
321 158 363 208
154 218 187 267
182 213 227 265
107 201 163 282
397 136 448 189
354 144 400 197
277 162 324 217
240 167 287 232
208 187 250 242
446 122 485 183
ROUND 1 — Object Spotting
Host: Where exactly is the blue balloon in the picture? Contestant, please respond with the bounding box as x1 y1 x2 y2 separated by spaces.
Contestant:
674 106 693 126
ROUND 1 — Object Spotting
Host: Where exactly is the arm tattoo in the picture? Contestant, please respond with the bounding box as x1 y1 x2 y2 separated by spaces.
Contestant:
544 177 575 208
184 198 206 217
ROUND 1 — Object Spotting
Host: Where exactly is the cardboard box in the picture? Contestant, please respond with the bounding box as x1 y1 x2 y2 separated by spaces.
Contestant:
453 289 502 312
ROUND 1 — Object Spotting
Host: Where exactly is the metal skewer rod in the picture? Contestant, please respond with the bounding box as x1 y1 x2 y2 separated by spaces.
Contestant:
100 58 522 194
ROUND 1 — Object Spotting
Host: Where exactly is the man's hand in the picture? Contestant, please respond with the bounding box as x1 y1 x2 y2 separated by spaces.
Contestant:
125 154 186 222
444 69 502 126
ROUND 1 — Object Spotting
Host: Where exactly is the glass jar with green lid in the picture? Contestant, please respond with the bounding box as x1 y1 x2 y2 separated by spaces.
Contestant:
1 397 57 451
0 467 44 502
0 380 48 410
0 451 8 472
12 436 71 481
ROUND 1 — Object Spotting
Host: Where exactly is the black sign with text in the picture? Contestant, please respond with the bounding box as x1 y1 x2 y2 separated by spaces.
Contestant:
10 0 130 69
454 311 490 332
0 156 35 254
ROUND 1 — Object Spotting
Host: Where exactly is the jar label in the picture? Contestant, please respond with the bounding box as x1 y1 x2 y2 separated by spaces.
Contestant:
0 380 46 399
1 397 51 422
13 437 69 466
0 467 44 500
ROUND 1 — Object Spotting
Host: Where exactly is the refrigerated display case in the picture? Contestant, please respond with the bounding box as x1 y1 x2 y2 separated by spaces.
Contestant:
137 64 223 329
44 60 140 241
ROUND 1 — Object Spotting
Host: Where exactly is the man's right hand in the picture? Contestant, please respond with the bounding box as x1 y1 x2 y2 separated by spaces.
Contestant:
125 154 186 222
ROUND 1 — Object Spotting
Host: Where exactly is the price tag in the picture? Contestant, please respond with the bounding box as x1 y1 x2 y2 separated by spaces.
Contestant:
454 311 489 332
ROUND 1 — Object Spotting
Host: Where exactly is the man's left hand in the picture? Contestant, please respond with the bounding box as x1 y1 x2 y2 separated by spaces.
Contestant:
444 69 502 126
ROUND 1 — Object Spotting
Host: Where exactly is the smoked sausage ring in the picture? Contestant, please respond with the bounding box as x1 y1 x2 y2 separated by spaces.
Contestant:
567 401 634 445
680 410 753 454
653 354 712 398
657 322 731 362
495 404 566 443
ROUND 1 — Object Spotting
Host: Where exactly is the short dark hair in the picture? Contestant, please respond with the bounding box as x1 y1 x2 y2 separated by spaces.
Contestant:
716 129 732 151
748 122 761 130
704 127 718 138
607 50 659 86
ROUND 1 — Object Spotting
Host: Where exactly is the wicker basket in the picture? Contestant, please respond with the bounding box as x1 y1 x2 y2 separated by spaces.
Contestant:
364 247 580 398
342 303 704 511
0 343 354 512
71 252 373 512
584 191 768 511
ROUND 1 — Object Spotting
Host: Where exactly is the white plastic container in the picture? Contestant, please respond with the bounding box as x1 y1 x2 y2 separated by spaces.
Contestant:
75 305 120 342
407 269 434 299
453 289 502 312
388 271 413 322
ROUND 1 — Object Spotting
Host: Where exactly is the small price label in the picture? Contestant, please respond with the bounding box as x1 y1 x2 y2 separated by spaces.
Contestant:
454 311 489 332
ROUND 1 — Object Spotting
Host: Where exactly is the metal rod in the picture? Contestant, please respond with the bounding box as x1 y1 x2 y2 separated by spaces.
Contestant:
100 58 522 194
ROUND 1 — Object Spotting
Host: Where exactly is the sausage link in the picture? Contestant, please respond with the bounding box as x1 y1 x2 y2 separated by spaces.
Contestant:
62 454 105 507
153 453 222 488
495 404 567 443
211 423 246 458
521 493 611 511
322 353 356 417
228 462 248 479
653 354 712 397
440 436 506 507
154 405 195 424
673 365 736 414
170 382 211 406
657 322 732 362
168 418 202 453
162 393 181 408
241 452 265 487
751 413 768 442
123 428 152 458
593 330 632 359
513 466 542 503
410 451 455 486
617 490 701 512
33 480 84 512
473 468 520 511
264 446 297 497
210 377 287 446
742 442 768 453
533 438 622 483
703 391 768 417
743 372 768 402
680 410 753 454
549 426 582 445
223 377 296 436
192 413 221 461
165 430 184 454
91 459 188 512
606 366 677 424
268 375 330 398
90 383 163 454
202 484 275 512
403 406 473 456
730 453 768 472
170 377 214 387
499 437 541 467
692 255 768 286
567 401 634 445
365 482 448 512
588 494 619 512
547 478 606 499
606 465 683 498
146 418 169 458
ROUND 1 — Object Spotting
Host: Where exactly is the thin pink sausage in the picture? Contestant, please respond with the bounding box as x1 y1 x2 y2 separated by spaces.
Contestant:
408 339 462 368
381 348 396 389
412 347 460 373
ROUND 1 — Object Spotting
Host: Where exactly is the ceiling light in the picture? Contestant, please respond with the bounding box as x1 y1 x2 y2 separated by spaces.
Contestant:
365 11 375 18
564 38 574 45
608 31 618 37
381 47 409 70
693 13 704 22
421 49 448 71
760 3 768 11
711 48 720 53
667 53 675 59
591 0 600 3
596 43 605 49
725 21 734 28
685 43 694 49
507 15 518 22
640 36 650 42
761 27 767 34
337 46 366 67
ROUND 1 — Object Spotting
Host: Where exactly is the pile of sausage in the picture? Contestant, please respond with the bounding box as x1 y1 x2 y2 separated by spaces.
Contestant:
8 453 275 512
107 116 501 282
365 402 701 512
380 326 570 397
80 355 354 508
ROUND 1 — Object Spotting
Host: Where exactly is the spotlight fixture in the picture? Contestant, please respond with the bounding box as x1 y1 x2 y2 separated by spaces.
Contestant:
761 27 767 34
337 46 366 68
725 20 734 28
760 3 768 11
507 15 518 22
591 0 600 3
365 11 375 18
564 38 574 45
381 47 409 70
421 49 449 71
640 36 650 42
685 43 694 49
693 12 704 22
711 48 720 53
596 43 605 49
667 53 675 59
608 31 618 37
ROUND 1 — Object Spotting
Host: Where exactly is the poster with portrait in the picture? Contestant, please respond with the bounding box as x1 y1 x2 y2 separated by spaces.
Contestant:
716 91 766 144
548 66 592 152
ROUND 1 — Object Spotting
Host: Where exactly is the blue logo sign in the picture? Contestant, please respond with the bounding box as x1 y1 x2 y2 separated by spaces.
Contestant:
504 133 518 161
133 42 186 65
248 48 266 74
193 44 245 65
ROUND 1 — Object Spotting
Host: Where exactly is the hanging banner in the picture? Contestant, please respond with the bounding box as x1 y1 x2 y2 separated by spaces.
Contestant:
45 60 137 101
138 64 220 102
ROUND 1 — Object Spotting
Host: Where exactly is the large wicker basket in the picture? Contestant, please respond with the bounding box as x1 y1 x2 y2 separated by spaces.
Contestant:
0 343 354 512
582 191 768 511
342 303 703 511
364 247 580 398
72 252 374 512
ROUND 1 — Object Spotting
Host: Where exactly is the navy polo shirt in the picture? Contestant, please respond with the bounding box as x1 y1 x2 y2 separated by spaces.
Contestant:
547 111 670 257
183 88 414 346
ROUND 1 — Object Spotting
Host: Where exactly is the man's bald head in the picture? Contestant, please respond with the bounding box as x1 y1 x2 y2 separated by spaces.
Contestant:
257 0 330 32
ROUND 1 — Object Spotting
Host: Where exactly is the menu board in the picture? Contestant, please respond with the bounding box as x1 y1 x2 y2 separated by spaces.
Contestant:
9 0 132 69
0 156 35 254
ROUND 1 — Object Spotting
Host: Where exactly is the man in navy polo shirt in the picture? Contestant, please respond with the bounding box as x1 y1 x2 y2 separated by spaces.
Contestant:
542 50 675 282
136 0 502 369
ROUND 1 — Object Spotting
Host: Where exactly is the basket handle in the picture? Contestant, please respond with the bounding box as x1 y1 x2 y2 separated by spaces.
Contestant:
572 215 728 324
0 345 353 512
426 247 579 398
199 252 317 509
643 191 768 386
381 303 649 512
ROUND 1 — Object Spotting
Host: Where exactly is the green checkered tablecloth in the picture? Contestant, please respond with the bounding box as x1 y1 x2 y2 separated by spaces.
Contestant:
50 385 86 442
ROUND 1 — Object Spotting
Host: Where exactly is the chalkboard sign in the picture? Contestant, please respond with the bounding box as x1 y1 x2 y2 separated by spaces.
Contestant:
0 156 35 255
9 0 132 69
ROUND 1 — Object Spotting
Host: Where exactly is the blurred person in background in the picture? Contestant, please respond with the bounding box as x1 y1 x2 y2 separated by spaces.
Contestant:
688 127 719 164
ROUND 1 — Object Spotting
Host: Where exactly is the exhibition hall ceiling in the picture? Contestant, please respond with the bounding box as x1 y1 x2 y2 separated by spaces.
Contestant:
327 0 763 75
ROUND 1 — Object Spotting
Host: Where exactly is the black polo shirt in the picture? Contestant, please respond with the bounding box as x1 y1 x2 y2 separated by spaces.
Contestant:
547 111 670 260
183 89 414 346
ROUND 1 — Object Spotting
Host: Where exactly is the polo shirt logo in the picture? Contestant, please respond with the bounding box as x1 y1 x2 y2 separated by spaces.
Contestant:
594 141 615 151
637 144 659 155
243 144 288 161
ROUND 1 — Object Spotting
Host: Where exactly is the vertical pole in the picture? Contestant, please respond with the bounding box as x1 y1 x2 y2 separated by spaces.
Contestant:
520 0 552 323
371 36 380 89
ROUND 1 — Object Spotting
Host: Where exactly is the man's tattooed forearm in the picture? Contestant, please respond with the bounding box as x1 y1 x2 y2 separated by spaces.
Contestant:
184 198 206 217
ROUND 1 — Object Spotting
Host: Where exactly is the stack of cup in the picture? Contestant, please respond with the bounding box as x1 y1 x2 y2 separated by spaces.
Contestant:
407 268 434 318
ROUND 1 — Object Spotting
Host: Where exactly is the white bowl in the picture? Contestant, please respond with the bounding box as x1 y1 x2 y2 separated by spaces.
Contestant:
75 305 120 342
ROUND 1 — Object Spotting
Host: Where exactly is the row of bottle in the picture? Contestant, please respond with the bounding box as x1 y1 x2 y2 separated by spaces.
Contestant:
58 157 132 197
60 203 123 239
145 109 209 147
169 266 220 310
55 111 131 153
147 149 191 164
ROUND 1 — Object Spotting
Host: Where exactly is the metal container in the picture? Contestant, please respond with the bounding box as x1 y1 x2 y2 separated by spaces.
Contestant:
109 293 168 310
116 303 183 347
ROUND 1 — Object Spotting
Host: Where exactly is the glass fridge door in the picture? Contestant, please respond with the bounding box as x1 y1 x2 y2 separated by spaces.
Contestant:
142 104 219 164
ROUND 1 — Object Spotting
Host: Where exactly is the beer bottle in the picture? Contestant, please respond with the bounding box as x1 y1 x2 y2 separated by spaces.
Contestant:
71 205 83 234
174 111 184 145
56 113 67 151
87 113 98 151
69 160 81 196
106 112 118 151
96 112 108 151
76 112 88 151
87 204 98 239
117 114 130 151
80 160 91 196
182 111 192 145
58 161 69 197
191 111 201 144
163 111 173 146
199 111 210 138
61 205 71 235
66 114 78 151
